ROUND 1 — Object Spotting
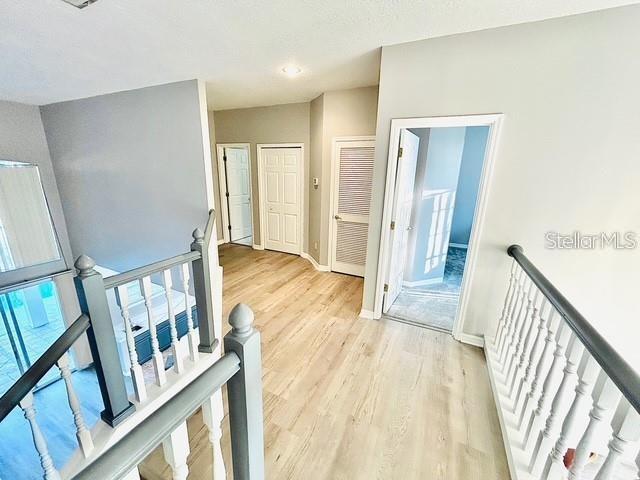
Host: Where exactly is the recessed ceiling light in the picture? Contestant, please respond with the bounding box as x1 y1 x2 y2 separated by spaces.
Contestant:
282 65 302 77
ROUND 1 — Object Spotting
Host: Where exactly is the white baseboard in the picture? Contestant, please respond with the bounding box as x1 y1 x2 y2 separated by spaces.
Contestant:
403 277 443 287
455 332 484 348
359 309 375 319
217 239 226 246
252 244 264 250
449 243 468 249
300 252 330 272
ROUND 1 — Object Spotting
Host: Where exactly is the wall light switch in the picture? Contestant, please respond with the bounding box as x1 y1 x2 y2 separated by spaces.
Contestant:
313 177 319 188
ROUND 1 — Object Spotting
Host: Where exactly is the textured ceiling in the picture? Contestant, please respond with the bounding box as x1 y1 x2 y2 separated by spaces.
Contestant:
0 0 637 109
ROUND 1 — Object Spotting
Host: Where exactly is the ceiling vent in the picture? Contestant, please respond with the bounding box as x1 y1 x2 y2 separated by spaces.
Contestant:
62 0 99 9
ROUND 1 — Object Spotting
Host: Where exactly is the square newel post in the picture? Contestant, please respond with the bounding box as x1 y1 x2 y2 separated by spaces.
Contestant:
191 227 217 353
224 304 264 480
74 255 135 427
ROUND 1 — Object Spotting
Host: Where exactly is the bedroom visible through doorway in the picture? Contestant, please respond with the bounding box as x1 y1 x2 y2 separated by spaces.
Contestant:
377 115 502 336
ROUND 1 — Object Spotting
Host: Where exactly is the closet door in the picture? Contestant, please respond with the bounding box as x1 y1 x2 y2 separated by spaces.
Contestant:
330 140 375 277
262 147 302 255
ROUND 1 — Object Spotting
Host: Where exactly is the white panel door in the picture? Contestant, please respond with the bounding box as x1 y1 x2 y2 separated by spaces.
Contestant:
224 147 252 243
383 130 420 313
262 147 301 254
331 140 375 277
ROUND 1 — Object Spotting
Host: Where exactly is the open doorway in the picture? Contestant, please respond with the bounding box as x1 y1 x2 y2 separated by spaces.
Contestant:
216 144 254 246
375 115 502 338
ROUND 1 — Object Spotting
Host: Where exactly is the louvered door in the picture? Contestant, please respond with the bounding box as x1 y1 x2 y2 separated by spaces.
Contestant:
331 140 375 277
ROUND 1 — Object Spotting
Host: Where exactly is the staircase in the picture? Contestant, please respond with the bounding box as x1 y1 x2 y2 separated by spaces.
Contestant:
486 245 640 480
0 210 265 480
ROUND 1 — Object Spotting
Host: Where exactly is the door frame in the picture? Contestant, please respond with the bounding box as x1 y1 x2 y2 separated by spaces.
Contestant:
215 143 254 245
328 136 376 275
373 114 504 344
256 143 305 254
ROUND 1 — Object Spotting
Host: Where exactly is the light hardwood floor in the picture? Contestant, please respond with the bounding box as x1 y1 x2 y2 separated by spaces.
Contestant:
140 245 510 480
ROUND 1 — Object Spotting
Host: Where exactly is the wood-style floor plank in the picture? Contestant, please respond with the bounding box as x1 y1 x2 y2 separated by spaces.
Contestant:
140 245 509 480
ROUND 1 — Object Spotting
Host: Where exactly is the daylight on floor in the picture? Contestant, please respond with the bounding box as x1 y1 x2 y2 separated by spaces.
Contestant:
0 1 639 479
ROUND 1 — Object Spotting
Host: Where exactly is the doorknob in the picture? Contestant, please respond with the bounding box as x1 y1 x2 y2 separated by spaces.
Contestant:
334 215 342 220
407 226 413 231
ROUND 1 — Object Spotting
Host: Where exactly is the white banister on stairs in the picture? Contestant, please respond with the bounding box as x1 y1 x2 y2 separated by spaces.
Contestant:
486 245 640 480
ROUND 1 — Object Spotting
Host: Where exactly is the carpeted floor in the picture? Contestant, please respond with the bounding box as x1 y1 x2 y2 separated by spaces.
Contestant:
385 246 467 332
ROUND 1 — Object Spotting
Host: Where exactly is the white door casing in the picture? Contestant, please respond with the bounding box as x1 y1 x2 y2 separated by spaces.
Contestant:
330 139 375 277
224 147 252 242
383 129 420 313
260 147 302 255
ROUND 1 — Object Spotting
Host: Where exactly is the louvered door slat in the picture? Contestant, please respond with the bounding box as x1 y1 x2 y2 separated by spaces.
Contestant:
331 141 375 277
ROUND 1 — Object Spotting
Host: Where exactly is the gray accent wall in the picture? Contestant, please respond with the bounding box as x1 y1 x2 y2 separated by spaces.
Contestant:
41 80 211 272
308 86 378 265
0 100 73 267
363 4 640 361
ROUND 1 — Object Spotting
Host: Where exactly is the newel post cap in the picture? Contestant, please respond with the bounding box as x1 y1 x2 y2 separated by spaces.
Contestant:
192 227 205 243
74 254 97 277
507 244 523 257
229 303 255 337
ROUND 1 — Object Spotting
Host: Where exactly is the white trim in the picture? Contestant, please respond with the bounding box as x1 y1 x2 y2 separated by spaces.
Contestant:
457 333 485 348
359 309 375 319
449 243 469 250
328 136 376 274
217 239 225 246
256 143 305 256
215 143 254 245
402 278 442 288
252 244 264 250
300 252 330 272
372 114 504 345
197 80 216 211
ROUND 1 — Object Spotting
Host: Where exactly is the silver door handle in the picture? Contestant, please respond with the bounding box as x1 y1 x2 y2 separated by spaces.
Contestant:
334 215 342 220
407 226 413 231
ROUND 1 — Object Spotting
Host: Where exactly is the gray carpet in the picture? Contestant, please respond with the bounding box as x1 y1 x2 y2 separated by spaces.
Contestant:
385 246 466 332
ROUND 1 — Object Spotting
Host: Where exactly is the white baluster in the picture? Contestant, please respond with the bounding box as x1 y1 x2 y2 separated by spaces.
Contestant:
19 392 61 480
529 333 584 476
498 269 524 361
594 398 640 480
203 391 227 480
162 269 184 374
162 420 190 480
513 295 547 412
569 372 622 480
121 467 142 480
506 281 536 388
523 320 571 450
115 284 147 402
494 261 518 351
542 351 600 479
518 308 558 429
140 276 166 387
500 275 530 369
56 352 94 457
181 263 199 362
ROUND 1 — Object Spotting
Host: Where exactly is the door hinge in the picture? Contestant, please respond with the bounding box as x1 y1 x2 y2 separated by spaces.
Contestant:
228 224 232 230
225 192 230 197
390 221 396 230
398 147 403 159
383 284 389 292
223 155 227 162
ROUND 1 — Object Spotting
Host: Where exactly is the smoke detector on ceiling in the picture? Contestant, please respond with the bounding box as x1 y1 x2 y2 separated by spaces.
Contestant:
62 0 99 9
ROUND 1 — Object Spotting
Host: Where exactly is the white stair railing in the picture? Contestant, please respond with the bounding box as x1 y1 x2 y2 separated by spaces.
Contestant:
486 245 640 480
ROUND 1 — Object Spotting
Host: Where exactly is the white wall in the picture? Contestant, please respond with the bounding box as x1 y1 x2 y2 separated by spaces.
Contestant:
41 80 212 272
364 4 640 368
